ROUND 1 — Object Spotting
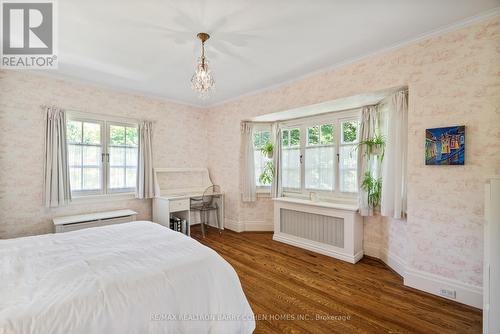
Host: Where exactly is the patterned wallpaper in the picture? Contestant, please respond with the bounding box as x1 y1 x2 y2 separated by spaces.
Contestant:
0 72 208 237
205 16 500 287
0 16 498 291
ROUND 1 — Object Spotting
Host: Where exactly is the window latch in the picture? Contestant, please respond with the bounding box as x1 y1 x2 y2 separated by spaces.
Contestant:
300 154 303 164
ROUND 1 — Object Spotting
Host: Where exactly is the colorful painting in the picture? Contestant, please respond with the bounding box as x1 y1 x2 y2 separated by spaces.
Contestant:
425 126 465 165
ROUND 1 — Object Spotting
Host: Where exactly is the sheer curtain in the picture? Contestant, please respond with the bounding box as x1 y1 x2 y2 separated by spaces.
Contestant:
43 106 71 208
136 121 154 199
381 90 408 219
241 122 256 202
357 105 378 216
271 123 282 198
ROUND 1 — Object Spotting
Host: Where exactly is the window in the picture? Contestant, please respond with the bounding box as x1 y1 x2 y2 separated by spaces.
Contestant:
280 110 360 197
253 127 272 188
305 124 334 191
282 128 301 190
339 120 359 193
108 124 138 191
66 115 138 196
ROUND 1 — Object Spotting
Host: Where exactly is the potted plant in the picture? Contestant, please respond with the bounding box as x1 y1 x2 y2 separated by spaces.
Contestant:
259 161 275 185
260 142 274 159
357 134 385 157
361 171 382 209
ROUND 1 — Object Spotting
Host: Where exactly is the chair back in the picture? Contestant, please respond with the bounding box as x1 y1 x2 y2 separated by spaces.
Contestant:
201 185 221 209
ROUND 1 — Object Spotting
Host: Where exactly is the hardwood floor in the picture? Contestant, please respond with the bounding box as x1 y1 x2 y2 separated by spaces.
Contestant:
191 226 482 334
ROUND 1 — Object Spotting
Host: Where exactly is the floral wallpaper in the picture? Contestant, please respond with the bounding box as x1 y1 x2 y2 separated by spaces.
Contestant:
0 71 207 237
0 16 498 292
206 16 500 288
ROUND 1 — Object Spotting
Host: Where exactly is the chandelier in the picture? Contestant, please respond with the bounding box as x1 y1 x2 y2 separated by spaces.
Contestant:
191 32 215 97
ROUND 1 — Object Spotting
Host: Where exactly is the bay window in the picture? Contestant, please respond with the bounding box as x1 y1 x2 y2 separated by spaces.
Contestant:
280 109 360 198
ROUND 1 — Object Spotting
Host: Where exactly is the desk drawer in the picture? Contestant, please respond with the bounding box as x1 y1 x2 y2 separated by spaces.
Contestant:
169 198 190 212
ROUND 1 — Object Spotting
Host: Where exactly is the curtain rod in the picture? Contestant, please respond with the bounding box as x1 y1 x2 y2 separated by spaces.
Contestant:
41 105 156 124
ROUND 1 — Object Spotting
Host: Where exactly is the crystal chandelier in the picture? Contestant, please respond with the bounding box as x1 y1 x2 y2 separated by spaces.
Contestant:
191 32 215 97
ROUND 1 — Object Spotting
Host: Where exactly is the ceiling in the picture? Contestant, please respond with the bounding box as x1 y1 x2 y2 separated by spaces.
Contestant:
44 0 499 107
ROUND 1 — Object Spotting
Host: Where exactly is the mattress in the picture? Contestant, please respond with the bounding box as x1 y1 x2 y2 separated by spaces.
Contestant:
0 221 255 334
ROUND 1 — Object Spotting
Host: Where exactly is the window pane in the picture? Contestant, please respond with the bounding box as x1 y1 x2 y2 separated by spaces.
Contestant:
110 167 125 189
342 121 358 143
126 127 138 146
261 131 270 146
82 167 100 190
126 147 138 167
307 126 319 145
254 150 272 187
253 130 270 149
67 121 82 143
126 167 136 188
282 148 300 189
339 145 357 169
320 124 334 144
253 132 261 148
282 130 289 147
110 125 126 145
83 122 101 144
68 144 81 166
69 167 81 191
290 129 300 146
340 170 357 193
305 146 334 191
109 147 125 166
82 146 101 166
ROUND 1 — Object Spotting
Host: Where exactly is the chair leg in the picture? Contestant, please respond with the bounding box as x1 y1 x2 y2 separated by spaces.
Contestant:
200 211 205 238
214 206 221 235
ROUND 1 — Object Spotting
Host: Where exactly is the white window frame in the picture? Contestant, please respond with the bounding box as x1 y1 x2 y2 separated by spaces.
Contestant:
280 109 361 199
66 111 139 198
252 123 273 193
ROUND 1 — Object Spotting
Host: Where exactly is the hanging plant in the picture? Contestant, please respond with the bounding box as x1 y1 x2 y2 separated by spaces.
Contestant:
259 161 275 185
260 142 274 159
361 172 382 209
357 134 385 157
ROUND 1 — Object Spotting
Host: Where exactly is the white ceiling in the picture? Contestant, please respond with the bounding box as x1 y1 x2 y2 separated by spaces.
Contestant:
45 0 499 107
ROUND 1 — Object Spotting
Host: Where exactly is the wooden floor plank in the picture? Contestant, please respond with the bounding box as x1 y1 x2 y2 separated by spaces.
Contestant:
191 227 482 334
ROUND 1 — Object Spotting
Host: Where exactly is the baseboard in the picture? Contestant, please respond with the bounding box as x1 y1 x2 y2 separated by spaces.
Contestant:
404 267 483 309
224 219 244 233
242 220 274 232
364 244 482 309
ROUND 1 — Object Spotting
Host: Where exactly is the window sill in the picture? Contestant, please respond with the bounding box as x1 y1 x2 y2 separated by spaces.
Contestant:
70 192 138 205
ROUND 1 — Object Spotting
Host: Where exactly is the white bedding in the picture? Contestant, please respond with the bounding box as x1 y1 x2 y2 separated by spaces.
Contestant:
0 221 255 334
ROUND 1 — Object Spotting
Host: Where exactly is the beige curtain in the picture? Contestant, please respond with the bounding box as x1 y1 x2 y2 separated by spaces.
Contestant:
241 122 256 202
136 121 154 199
43 106 71 208
357 105 378 216
271 123 282 198
381 90 408 219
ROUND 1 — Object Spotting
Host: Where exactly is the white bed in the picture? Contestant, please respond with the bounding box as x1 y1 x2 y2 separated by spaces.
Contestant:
0 221 255 334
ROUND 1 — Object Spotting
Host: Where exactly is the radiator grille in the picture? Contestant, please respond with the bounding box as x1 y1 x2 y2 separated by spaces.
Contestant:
280 208 344 248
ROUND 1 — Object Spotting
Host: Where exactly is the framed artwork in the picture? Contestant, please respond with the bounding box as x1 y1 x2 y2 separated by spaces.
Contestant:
425 126 465 165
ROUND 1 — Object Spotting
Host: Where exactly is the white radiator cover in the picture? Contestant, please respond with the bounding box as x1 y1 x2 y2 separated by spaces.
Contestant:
53 210 138 233
273 198 363 264
280 209 344 248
